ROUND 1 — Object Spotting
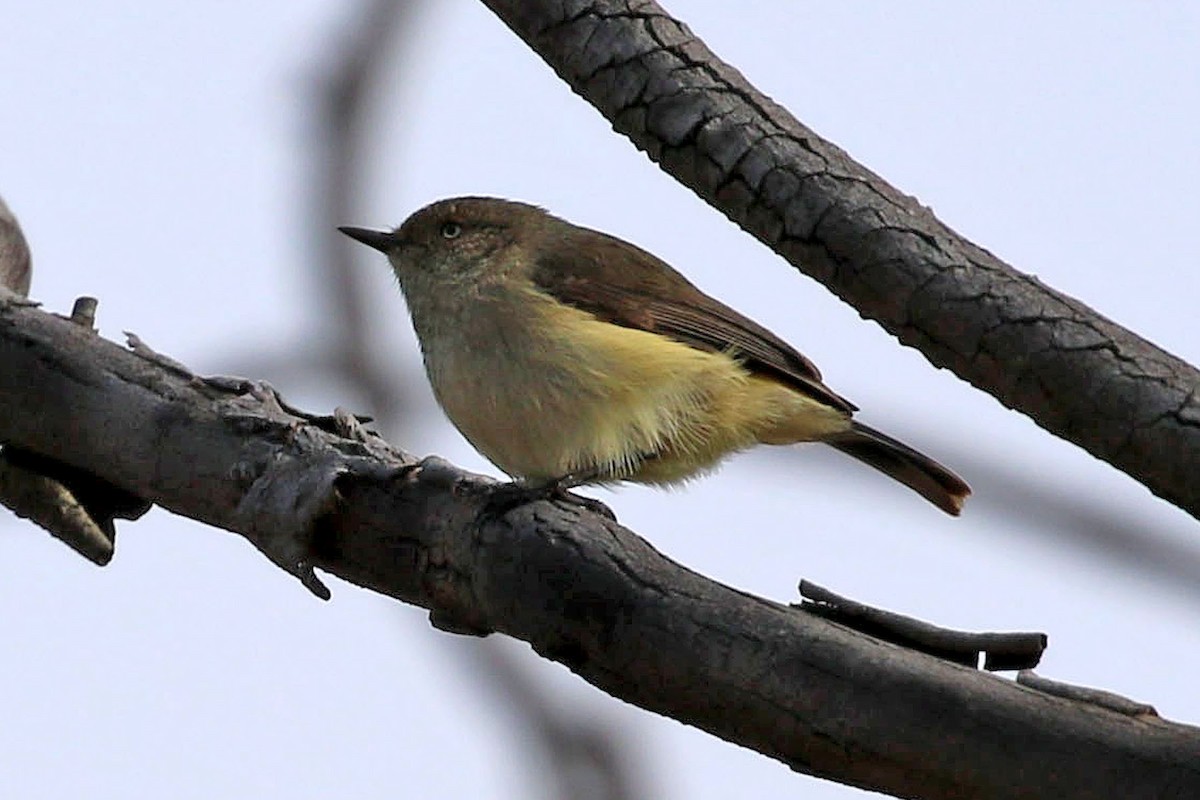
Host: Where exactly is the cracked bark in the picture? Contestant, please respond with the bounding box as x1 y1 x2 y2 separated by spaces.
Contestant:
3 298 1199 799
309 4 646 796
479 0 1200 522
4 5 1199 799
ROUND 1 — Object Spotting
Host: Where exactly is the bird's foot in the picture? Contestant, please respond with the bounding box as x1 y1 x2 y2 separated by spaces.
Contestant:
483 477 616 522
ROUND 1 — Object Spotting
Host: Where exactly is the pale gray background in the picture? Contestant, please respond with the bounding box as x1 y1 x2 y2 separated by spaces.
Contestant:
2 2 1198 798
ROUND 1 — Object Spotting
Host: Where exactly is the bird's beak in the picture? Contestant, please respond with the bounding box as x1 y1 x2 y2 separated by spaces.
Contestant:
338 226 402 253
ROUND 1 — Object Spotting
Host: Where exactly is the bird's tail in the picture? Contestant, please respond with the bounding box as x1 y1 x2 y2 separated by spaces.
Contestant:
825 422 970 515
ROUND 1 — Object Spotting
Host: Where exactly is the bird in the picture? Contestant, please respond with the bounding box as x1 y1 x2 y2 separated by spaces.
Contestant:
340 197 969 515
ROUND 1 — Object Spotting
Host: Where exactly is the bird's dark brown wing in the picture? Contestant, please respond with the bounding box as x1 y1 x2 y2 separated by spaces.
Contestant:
530 226 857 414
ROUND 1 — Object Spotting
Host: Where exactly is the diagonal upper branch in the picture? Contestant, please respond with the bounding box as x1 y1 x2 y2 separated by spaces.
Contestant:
479 0 1200 522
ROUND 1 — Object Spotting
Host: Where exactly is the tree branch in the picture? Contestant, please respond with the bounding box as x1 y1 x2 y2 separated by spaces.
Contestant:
5 6 1199 797
478 0 1200 523
0 199 152 560
2 297 1198 800
308 3 646 796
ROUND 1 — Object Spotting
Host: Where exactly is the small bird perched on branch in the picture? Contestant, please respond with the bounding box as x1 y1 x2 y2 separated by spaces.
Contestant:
341 197 969 515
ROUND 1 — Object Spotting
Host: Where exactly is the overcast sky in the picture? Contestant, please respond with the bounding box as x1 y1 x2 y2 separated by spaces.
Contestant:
2 3 1199 798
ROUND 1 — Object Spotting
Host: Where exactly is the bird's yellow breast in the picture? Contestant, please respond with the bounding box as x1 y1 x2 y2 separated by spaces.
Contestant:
421 286 848 486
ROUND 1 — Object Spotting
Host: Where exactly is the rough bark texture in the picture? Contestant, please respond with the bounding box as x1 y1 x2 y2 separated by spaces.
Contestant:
2 298 1199 800
479 0 1200 522
6 5 1200 799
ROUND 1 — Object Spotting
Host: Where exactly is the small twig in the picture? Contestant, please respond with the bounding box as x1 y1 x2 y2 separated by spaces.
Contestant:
797 580 1047 670
0 454 115 564
69 296 98 329
125 331 195 379
1018 671 1158 718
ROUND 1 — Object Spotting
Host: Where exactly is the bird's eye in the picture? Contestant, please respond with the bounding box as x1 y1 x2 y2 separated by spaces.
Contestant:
440 221 462 240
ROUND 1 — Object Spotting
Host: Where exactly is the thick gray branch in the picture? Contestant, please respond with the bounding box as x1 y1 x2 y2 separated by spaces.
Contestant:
2 300 1198 800
479 0 1200 522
